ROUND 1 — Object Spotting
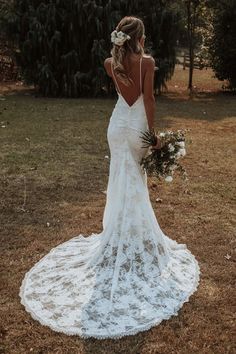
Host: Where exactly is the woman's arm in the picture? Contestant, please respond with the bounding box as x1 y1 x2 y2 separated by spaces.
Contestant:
143 57 162 149
143 57 156 130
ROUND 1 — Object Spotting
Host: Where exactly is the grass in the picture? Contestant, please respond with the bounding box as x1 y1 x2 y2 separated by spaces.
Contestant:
0 66 235 354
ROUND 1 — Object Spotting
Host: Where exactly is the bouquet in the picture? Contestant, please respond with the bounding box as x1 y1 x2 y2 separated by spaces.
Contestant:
139 128 187 182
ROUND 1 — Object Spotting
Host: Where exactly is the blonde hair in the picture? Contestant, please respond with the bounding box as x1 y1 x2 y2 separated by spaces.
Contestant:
110 16 146 86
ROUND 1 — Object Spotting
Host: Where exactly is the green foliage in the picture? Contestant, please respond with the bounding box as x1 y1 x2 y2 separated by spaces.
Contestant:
209 0 236 90
140 1 181 92
2 0 182 97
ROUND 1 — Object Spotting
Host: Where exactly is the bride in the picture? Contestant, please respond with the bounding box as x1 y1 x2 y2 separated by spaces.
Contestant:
19 16 200 339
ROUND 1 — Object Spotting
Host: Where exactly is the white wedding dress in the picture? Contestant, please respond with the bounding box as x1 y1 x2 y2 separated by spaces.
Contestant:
19 56 200 339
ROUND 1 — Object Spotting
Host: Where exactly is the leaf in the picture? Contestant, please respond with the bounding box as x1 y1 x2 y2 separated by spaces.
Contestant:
224 254 231 260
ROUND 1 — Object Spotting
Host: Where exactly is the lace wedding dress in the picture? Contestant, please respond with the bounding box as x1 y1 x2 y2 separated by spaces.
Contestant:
19 56 200 339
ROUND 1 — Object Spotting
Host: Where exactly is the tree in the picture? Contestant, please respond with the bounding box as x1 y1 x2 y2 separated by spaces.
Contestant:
175 0 210 90
141 1 181 93
2 0 182 97
208 0 236 90
184 0 201 91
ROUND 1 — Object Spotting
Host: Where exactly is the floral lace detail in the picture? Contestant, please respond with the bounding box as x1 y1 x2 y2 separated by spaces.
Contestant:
19 94 200 339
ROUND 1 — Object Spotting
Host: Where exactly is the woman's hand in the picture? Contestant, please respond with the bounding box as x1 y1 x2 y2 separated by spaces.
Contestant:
151 135 162 150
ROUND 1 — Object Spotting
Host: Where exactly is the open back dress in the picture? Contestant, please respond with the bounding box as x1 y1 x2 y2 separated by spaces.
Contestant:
19 55 200 339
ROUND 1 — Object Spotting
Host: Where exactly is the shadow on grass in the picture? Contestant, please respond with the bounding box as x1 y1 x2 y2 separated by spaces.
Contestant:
157 91 236 122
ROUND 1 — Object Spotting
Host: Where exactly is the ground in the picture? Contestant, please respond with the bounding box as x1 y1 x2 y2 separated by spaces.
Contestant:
0 66 235 354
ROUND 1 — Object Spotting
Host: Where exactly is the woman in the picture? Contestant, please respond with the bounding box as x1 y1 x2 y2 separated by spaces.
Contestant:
19 16 200 340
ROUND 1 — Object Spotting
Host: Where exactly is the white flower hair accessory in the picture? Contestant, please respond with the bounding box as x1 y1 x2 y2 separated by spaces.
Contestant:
111 30 131 46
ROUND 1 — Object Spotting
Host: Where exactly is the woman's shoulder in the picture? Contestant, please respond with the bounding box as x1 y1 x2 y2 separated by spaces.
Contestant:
104 54 154 63
142 55 156 73
103 54 156 76
104 57 112 64
104 57 113 76
143 54 155 64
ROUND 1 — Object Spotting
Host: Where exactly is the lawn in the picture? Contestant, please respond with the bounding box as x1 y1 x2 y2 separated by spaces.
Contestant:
0 66 235 354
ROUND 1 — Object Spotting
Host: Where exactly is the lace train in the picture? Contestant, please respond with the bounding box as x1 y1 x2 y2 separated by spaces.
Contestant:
19 232 200 339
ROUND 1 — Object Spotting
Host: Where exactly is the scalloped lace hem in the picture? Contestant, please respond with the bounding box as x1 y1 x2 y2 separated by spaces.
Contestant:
19 237 201 340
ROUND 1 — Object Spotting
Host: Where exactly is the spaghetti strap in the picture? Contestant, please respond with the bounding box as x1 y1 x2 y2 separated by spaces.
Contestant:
111 60 121 94
140 56 143 94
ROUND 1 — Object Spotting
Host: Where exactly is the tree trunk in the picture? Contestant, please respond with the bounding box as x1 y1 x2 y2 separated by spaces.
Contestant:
188 38 194 90
186 0 197 92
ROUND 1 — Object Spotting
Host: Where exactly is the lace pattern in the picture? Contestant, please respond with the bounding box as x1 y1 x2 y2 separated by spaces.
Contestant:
19 80 201 339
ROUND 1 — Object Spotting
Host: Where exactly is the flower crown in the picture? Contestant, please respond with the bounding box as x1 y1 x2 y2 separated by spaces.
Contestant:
111 30 131 46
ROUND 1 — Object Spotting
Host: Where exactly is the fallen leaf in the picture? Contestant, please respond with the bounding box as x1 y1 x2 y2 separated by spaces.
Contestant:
224 254 231 260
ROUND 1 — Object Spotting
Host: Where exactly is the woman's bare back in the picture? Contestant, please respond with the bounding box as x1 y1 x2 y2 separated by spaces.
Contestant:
104 54 156 129
104 55 151 107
